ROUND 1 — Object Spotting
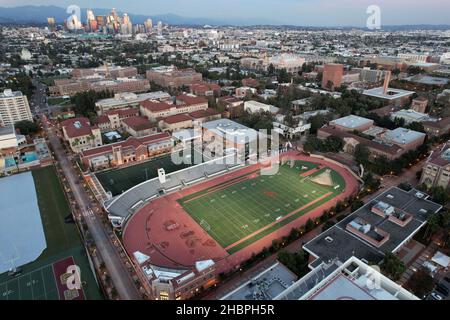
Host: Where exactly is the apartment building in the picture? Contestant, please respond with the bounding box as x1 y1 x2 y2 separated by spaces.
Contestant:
0 89 33 127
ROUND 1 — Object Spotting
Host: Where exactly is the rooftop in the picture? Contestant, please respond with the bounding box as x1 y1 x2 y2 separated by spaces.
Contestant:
330 115 373 129
277 257 419 300
221 262 298 300
304 187 442 265
383 128 426 145
363 87 415 100
202 118 259 144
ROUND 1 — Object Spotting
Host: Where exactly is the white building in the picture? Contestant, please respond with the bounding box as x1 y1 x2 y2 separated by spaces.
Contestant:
244 100 279 114
0 90 33 127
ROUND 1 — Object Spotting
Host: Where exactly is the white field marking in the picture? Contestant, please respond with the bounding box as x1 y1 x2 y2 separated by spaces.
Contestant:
275 208 281 212
221 194 226 198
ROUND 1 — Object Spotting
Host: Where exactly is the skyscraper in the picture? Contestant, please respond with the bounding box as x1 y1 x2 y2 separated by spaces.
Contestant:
157 21 163 36
86 9 97 32
145 18 153 33
47 17 56 31
121 13 133 35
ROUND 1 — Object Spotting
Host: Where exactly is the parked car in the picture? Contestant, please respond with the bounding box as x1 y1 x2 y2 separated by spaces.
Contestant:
443 276 450 283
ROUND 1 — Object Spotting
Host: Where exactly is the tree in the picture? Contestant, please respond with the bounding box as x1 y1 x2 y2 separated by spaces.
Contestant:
277 250 309 277
351 199 365 211
429 186 450 205
354 144 370 166
407 268 434 298
380 253 406 281
305 218 314 232
14 120 39 135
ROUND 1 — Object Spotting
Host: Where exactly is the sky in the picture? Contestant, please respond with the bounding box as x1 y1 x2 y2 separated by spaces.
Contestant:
0 0 449 26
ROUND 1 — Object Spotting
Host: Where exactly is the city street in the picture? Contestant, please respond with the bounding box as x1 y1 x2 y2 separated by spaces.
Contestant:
35 83 141 300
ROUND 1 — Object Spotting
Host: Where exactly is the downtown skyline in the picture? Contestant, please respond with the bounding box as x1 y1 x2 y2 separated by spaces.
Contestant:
0 0 450 27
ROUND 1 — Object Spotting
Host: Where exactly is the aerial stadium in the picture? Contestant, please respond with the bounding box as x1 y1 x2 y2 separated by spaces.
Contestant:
101 149 360 300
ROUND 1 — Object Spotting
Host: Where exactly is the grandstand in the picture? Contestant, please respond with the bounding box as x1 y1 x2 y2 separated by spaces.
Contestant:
105 153 243 227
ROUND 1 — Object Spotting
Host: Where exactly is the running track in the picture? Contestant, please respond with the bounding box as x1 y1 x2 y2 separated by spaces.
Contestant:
122 152 360 274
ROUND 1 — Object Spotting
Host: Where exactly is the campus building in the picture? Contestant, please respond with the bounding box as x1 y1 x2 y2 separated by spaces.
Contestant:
420 141 450 190
322 64 344 90
95 91 171 115
0 89 33 127
80 132 172 171
303 187 442 268
146 66 202 88
221 256 418 300
60 117 103 153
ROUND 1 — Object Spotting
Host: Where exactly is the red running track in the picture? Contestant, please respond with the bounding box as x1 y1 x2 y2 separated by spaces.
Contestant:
122 152 360 274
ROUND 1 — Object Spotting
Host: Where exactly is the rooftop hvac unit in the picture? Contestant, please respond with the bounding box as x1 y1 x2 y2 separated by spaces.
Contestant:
415 192 425 199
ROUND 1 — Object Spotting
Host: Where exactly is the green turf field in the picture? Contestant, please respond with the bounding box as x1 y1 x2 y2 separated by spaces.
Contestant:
0 166 102 300
0 262 59 300
96 148 207 196
178 161 346 254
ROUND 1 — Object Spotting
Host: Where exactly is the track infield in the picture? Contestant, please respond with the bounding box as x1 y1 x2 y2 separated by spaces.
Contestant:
178 160 345 253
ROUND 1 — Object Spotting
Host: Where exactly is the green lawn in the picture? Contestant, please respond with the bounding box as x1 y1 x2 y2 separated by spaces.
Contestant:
0 166 102 300
96 148 207 196
178 161 346 254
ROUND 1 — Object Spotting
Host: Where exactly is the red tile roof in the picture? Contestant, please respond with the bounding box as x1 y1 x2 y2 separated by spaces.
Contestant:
80 132 171 158
140 100 173 112
162 113 192 124
176 94 208 106
121 116 155 131
189 108 220 119
61 117 96 138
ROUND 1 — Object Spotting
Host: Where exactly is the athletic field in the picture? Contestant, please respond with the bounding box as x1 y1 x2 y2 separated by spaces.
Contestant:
0 166 102 300
96 148 206 196
178 160 345 254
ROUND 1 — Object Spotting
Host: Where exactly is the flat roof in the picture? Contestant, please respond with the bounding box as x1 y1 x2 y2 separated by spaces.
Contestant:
0 172 47 274
221 262 298 300
383 128 426 145
202 119 259 144
0 124 15 136
330 115 373 129
304 187 441 265
363 87 415 100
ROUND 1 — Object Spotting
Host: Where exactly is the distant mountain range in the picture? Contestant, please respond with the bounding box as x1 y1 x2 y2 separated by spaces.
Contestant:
0 5 278 26
0 5 449 30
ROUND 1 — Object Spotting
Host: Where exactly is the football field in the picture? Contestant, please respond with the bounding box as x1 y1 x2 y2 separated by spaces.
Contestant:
0 263 59 300
178 160 345 254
